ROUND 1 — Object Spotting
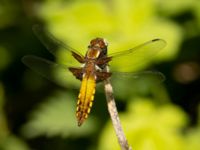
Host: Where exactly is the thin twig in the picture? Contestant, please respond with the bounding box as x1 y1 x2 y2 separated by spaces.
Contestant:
104 77 132 150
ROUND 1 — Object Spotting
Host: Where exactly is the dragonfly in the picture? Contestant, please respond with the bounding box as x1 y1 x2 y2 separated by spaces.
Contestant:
22 26 166 126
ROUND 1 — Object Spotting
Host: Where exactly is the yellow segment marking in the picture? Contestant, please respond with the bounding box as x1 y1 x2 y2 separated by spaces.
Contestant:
89 102 93 107
77 99 80 105
91 95 94 101
87 108 91 114
78 93 81 99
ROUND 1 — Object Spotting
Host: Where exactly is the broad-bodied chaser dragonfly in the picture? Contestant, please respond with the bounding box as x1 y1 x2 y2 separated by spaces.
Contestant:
22 26 166 126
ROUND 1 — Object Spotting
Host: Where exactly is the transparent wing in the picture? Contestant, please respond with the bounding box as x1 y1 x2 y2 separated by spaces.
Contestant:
96 70 165 94
22 55 81 88
107 39 166 72
32 25 84 66
108 71 165 99
111 71 165 82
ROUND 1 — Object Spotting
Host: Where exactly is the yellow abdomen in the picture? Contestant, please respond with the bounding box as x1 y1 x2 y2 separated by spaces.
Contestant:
76 74 96 126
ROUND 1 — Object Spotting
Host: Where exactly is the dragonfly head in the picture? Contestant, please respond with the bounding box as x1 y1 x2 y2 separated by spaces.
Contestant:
89 37 108 48
87 38 108 59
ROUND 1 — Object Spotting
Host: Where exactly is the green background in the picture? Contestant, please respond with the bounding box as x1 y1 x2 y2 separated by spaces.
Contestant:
0 0 200 150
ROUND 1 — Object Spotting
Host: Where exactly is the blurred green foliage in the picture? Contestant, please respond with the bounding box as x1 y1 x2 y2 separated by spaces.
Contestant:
0 0 200 150
0 0 19 29
98 99 200 150
157 0 197 16
21 91 97 138
0 46 11 71
0 84 29 150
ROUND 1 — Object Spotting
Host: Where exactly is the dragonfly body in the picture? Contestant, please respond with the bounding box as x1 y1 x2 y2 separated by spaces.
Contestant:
69 38 112 126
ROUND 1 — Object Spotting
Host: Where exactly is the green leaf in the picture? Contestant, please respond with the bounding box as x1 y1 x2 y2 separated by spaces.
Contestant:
21 91 97 138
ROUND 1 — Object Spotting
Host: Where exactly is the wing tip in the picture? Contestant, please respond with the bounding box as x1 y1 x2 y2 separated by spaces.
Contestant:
21 55 32 65
152 38 167 49
152 38 167 44
152 38 160 42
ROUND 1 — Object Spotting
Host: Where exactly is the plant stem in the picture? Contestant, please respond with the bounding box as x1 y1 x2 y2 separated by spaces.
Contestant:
104 78 132 150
